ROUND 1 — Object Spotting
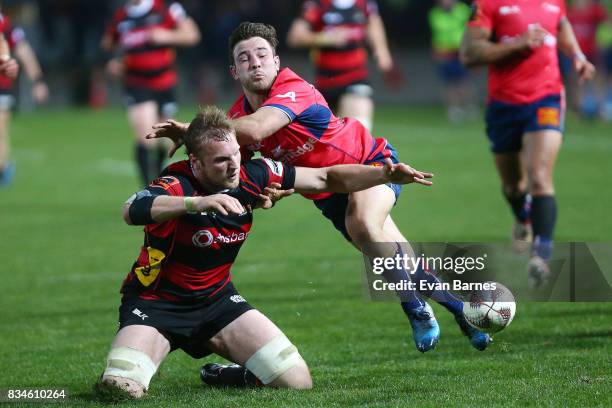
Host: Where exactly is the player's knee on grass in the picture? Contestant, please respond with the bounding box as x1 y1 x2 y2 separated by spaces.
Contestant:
97 375 146 400
245 334 312 389
99 347 158 399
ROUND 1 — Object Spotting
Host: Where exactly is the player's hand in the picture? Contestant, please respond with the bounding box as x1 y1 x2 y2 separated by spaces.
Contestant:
32 81 49 104
517 25 548 51
256 182 294 209
0 58 18 79
106 58 124 79
147 119 189 157
195 194 245 216
148 28 174 46
574 54 596 83
319 27 353 47
375 50 393 73
383 158 433 186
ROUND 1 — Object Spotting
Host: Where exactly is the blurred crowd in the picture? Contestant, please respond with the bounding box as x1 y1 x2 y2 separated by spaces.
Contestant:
1 0 611 120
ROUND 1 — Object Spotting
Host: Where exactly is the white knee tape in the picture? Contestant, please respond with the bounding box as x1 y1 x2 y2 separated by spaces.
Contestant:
103 347 158 389
244 335 302 385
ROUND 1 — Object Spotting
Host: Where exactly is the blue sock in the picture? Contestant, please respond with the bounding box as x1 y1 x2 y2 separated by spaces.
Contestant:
391 244 463 316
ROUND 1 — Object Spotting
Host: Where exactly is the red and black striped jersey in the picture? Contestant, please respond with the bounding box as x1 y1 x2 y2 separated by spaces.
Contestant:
0 14 25 91
105 0 187 90
121 158 296 302
300 0 379 89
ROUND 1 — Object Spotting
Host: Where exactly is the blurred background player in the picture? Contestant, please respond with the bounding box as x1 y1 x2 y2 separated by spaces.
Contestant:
597 9 612 120
428 0 474 123
286 0 393 131
102 0 200 186
565 0 607 117
460 0 596 287
0 7 48 187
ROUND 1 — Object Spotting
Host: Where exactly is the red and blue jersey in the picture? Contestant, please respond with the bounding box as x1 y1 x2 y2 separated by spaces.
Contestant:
121 158 296 302
468 0 567 104
0 14 25 91
300 0 379 89
228 68 385 200
105 0 187 90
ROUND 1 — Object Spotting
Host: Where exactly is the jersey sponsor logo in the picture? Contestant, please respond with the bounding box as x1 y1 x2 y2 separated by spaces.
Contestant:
499 5 521 15
275 91 296 103
134 247 165 287
230 294 246 303
537 107 560 126
192 229 249 248
275 137 319 163
132 308 149 320
542 2 561 13
263 158 284 177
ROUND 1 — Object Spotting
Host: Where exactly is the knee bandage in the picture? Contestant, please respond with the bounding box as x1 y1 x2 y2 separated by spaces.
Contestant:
103 347 158 389
244 334 302 385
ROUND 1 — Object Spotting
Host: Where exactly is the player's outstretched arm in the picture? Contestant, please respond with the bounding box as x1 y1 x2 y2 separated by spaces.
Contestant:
459 25 547 68
292 159 433 194
230 107 291 145
557 17 596 83
123 193 245 225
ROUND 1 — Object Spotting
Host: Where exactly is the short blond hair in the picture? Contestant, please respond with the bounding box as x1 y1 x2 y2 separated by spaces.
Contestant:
184 106 234 155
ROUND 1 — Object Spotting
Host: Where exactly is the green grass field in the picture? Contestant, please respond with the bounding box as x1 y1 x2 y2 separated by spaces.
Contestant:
1 107 611 407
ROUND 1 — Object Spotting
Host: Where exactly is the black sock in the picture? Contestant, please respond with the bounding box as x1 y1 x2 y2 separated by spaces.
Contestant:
135 144 151 186
155 146 166 176
218 365 261 387
531 195 556 260
504 190 530 223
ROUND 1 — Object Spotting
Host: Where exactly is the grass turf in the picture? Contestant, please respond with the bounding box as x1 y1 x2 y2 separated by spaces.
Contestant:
0 106 611 407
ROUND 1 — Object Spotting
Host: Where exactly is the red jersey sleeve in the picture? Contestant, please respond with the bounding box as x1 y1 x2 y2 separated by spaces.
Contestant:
301 0 322 29
468 0 495 31
366 0 379 17
240 158 296 202
164 1 187 28
261 75 317 122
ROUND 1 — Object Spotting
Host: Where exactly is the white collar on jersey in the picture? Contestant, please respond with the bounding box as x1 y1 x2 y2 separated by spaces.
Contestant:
126 0 154 18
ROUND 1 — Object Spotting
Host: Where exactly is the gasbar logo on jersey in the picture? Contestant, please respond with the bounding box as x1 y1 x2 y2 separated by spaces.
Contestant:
192 229 249 247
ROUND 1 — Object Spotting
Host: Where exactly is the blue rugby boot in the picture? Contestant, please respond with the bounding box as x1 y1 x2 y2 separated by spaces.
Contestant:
402 301 440 352
454 313 492 351
0 162 15 187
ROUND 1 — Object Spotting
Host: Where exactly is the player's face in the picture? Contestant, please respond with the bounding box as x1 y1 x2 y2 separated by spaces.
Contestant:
192 135 241 191
230 36 280 93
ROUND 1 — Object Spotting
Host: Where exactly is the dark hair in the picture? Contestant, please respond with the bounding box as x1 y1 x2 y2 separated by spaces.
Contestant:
228 22 279 64
184 106 233 155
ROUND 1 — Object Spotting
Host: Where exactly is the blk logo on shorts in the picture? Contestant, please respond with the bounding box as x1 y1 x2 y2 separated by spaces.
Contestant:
132 308 148 321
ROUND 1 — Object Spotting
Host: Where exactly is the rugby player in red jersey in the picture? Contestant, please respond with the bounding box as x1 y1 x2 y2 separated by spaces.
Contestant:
148 22 492 353
102 0 200 186
0 10 47 186
460 0 595 286
96 106 433 398
286 0 393 130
